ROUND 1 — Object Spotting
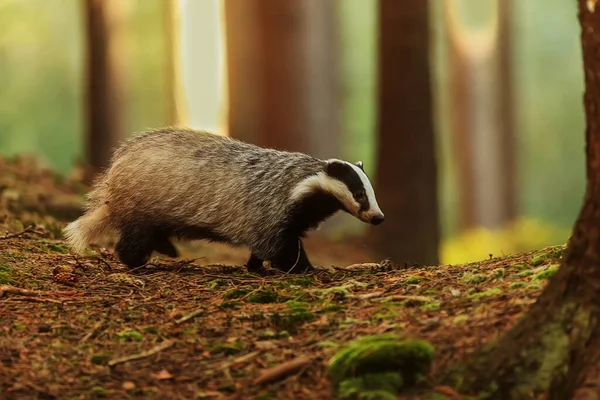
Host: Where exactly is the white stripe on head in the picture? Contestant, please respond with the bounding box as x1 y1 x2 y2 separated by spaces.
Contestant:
345 161 383 219
290 171 361 215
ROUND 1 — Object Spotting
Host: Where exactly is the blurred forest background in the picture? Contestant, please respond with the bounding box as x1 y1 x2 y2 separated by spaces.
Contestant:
0 0 584 265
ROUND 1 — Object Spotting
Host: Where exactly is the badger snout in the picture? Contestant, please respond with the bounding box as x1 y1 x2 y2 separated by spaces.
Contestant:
370 213 385 225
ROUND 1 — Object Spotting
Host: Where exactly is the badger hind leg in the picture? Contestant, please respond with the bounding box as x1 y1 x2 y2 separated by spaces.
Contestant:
115 226 155 269
151 234 180 258
271 238 314 274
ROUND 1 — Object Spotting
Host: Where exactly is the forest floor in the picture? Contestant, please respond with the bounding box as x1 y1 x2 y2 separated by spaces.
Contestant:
0 156 563 400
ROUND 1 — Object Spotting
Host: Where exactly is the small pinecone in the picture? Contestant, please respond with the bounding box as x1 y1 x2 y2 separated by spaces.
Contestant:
53 265 75 276
53 272 79 285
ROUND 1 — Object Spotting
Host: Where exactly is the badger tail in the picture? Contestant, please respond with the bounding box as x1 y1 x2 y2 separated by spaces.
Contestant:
63 176 113 254
63 204 112 254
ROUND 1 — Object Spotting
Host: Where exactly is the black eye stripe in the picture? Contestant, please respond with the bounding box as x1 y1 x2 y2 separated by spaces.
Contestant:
326 161 371 211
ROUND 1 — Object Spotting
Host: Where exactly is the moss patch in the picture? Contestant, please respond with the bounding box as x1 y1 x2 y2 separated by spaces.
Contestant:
328 334 434 399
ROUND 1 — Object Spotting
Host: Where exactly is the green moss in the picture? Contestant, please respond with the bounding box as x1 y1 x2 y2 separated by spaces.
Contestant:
224 288 250 299
91 386 109 397
338 372 404 400
517 270 534 278
208 278 229 289
0 265 15 285
116 330 143 342
469 288 502 301
405 276 422 284
491 268 506 279
253 391 275 400
208 340 246 355
270 301 315 331
143 326 159 334
530 254 546 266
328 334 434 399
91 353 110 365
420 302 441 311
509 282 526 289
288 277 314 287
320 305 343 313
511 263 530 270
43 242 69 254
422 290 439 296
462 273 486 285
248 288 288 304
533 264 559 281
452 315 469 324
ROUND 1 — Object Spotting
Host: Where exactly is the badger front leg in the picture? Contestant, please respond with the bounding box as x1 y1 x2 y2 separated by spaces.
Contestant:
245 253 265 273
271 238 314 274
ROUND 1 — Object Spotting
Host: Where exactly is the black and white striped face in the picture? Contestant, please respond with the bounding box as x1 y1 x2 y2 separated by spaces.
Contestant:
290 159 384 225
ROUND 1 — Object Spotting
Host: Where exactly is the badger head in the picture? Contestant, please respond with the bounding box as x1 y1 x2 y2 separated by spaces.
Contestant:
291 159 385 225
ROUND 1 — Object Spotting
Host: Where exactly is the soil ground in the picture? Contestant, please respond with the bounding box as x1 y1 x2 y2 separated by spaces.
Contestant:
0 156 562 399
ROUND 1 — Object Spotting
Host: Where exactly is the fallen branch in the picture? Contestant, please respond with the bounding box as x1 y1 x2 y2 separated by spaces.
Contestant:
108 340 174 367
175 308 205 324
0 226 37 240
0 285 81 299
203 351 262 379
253 355 313 385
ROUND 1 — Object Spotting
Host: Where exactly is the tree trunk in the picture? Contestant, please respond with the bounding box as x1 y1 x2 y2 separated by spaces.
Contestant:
83 0 125 184
448 2 600 398
369 0 440 265
443 0 517 231
164 0 187 127
224 0 339 154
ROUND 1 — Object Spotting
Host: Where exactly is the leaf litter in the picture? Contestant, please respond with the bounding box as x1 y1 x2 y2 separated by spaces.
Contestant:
0 155 565 399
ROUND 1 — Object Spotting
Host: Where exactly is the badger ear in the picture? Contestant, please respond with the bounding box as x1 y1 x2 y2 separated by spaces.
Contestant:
355 161 364 170
326 160 348 180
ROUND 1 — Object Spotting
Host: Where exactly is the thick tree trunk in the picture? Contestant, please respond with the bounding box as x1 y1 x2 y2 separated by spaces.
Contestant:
370 0 440 265
224 0 338 154
83 0 125 184
448 2 600 398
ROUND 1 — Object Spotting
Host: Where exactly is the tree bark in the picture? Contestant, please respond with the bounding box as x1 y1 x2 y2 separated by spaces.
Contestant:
369 0 440 265
83 0 126 184
224 0 339 155
448 1 600 398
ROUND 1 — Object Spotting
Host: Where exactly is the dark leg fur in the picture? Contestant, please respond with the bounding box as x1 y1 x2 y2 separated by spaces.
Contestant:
271 238 314 274
152 235 180 258
245 253 265 273
115 227 154 268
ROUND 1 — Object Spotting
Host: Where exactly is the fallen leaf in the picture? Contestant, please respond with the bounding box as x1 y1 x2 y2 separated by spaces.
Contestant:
122 381 136 390
151 369 173 380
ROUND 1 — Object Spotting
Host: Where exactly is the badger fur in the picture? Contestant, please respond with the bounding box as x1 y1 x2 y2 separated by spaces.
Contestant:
63 127 384 273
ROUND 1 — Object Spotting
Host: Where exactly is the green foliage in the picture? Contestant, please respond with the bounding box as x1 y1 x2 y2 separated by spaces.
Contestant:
462 273 487 285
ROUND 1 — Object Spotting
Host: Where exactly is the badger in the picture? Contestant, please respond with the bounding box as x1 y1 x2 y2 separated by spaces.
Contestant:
63 127 384 273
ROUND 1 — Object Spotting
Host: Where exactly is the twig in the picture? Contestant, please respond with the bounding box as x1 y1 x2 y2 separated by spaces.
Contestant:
11 297 63 304
0 226 37 240
203 351 262 378
0 284 81 299
175 308 205 324
108 340 174 367
81 310 111 342
253 355 313 385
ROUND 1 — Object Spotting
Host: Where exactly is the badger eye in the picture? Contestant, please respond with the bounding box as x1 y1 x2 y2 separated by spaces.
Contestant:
354 190 366 199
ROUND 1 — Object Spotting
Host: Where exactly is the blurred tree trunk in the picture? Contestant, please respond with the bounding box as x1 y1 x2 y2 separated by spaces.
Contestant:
83 0 126 184
164 0 187 127
444 0 517 231
370 0 439 265
450 1 600 397
224 0 338 155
